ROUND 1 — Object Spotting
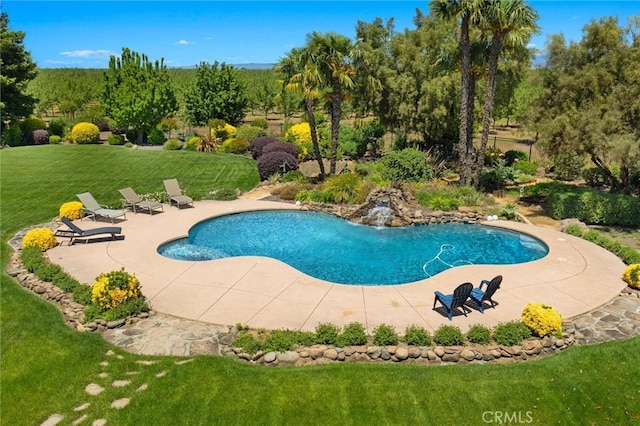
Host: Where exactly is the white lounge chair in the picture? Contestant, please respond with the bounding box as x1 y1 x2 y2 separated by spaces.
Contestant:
76 192 126 223
119 187 163 215
163 179 194 208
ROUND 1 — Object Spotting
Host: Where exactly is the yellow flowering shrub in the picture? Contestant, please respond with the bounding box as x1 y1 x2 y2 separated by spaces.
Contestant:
286 122 311 144
22 228 58 251
91 268 142 310
285 122 311 160
521 303 563 337
59 201 84 220
70 122 100 144
622 264 640 289
210 122 237 141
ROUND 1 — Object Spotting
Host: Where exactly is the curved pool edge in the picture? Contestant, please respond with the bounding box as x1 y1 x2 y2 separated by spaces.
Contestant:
156 210 549 284
47 200 628 333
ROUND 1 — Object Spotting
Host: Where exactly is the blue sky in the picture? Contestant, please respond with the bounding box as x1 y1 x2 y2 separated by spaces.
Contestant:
2 1 638 68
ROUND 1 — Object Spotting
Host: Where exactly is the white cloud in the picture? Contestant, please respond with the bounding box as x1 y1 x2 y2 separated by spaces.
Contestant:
174 40 194 45
527 43 536 49
45 59 81 65
204 36 213 41
59 49 112 58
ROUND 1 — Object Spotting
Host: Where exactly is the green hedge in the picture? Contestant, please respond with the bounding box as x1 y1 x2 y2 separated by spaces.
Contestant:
548 190 640 227
20 246 84 296
563 225 640 265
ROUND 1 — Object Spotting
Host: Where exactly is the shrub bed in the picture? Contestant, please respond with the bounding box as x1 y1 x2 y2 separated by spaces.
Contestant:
220 137 250 154
250 136 280 159
548 190 640 227
382 148 433 182
16 248 149 325
225 319 576 366
262 140 299 158
562 225 640 265
257 151 298 181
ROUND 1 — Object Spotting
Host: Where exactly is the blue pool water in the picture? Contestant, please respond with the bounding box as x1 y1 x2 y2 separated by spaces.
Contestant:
158 210 548 285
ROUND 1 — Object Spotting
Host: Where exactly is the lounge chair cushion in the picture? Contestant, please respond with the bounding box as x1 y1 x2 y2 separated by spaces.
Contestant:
119 187 163 214
76 192 126 223
163 179 193 208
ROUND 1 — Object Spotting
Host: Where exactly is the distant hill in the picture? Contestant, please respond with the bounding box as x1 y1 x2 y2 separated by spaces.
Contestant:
167 63 275 70
233 63 275 70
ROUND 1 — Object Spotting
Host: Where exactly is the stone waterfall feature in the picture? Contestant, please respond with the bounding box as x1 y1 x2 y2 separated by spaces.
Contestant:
302 187 485 227
347 187 416 227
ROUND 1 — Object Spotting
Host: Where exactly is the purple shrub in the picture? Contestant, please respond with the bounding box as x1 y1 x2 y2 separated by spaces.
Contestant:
262 140 299 158
257 151 299 181
250 136 280 159
32 129 50 145
92 118 110 131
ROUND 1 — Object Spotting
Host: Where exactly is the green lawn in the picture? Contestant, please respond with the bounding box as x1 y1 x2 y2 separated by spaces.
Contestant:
1 145 639 425
0 144 260 236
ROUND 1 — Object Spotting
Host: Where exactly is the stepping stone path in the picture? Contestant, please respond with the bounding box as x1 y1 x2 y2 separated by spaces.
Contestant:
40 350 193 425
110 398 130 409
85 384 104 396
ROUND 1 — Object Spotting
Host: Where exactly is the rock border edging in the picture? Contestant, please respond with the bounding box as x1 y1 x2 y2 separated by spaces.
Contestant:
7 224 639 366
6 248 578 365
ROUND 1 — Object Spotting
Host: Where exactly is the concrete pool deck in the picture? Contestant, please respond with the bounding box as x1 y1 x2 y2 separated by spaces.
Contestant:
48 199 628 333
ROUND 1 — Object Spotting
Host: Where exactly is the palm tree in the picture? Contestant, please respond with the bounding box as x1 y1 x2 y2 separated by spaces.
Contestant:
430 0 487 186
307 32 356 175
472 0 540 186
435 36 492 160
277 48 326 177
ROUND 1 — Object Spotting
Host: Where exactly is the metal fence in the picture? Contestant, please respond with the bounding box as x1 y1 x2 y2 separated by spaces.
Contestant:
476 135 546 163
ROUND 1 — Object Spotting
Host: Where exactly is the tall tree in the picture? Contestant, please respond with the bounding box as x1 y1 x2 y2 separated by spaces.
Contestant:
352 18 392 119
307 32 356 175
430 0 487 185
254 74 278 120
101 48 177 142
382 11 460 152
0 12 37 130
277 47 325 177
532 17 640 191
28 68 105 118
473 0 539 186
183 61 248 127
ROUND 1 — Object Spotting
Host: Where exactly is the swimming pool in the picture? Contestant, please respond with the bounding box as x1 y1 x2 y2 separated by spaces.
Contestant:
158 210 548 285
